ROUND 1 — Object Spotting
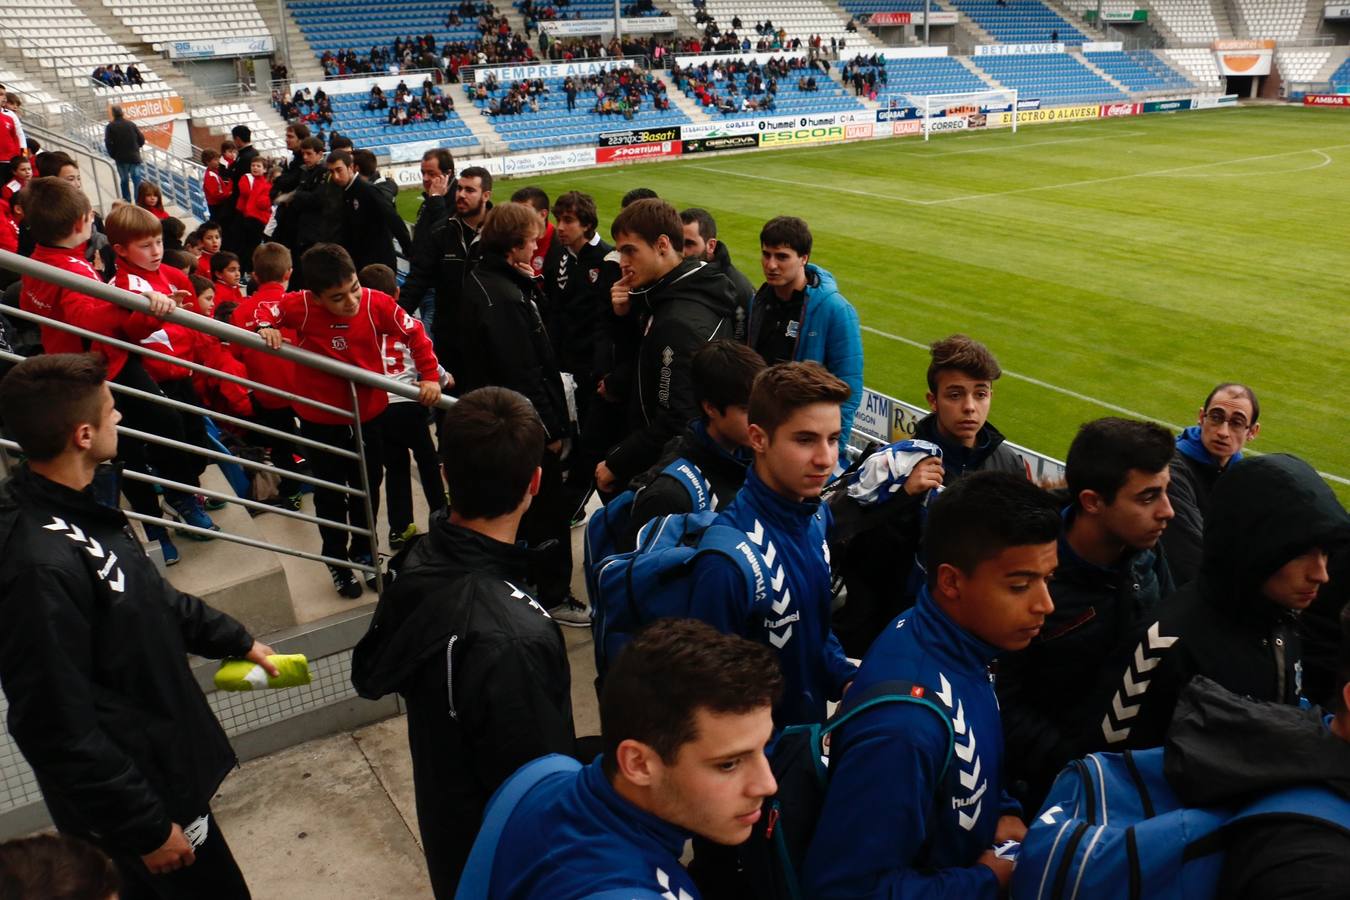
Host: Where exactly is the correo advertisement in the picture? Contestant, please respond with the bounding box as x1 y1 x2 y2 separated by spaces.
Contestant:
682 134 759 153
1099 102 1142 117
596 141 682 163
924 117 968 133
599 126 682 147
1303 94 1350 106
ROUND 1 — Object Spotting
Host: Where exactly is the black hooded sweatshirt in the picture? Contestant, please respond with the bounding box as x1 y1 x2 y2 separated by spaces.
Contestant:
1165 677 1350 898
604 258 738 484
1094 454 1350 751
350 515 575 899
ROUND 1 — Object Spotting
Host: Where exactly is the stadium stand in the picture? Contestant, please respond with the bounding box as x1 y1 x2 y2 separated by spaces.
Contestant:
195 102 288 155
1161 47 1223 88
948 0 1087 45
677 56 863 115
310 86 479 157
838 54 990 104
288 0 487 61
666 0 870 46
1276 48 1332 86
1329 56 1350 93
102 0 273 54
3 0 172 103
469 68 688 150
1146 0 1221 44
834 0 926 21
0 69 72 120
517 0 665 21
972 51 1126 102
1235 0 1314 42
1083 49 1195 93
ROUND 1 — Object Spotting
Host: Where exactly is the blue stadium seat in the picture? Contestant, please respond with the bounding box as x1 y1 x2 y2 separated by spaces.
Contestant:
1331 57 1350 93
837 56 989 105
1083 50 1193 93
674 60 863 116
971 51 1126 103
303 84 481 154
949 0 1086 45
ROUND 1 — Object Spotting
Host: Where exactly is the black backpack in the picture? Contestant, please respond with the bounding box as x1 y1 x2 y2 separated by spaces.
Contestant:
738 679 956 900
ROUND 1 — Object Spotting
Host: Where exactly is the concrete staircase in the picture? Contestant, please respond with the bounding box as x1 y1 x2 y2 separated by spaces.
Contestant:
256 0 326 84
958 54 1005 90
1044 0 1108 40
1209 0 1239 40
662 75 714 121
1314 45 1350 83
821 0 885 49
445 87 508 156
78 4 208 111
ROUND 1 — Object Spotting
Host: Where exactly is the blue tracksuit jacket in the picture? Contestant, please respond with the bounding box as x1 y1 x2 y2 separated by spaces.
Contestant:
803 587 1019 899
690 467 857 728
490 756 698 900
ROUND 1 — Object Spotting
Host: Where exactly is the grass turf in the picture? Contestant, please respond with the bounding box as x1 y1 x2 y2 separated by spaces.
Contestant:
397 106 1350 498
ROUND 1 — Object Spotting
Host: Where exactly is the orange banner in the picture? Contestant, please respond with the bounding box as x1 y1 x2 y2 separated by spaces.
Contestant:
110 95 185 121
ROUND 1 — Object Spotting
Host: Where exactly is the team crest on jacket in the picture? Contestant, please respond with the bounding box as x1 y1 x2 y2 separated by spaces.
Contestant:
661 346 674 367
588 267 600 283
331 336 348 351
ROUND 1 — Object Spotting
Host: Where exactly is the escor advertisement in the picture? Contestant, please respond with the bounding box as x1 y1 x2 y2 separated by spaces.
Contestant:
987 103 1099 126
682 134 760 153
598 126 682 147
759 125 846 146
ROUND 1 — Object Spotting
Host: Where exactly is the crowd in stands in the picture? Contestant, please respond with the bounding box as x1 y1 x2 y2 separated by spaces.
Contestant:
1 93 1348 900
842 53 888 99
690 10 848 56
316 3 539 78
674 56 827 113
92 64 145 88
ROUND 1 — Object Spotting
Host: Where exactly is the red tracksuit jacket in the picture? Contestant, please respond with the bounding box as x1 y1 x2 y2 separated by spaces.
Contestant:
230 282 297 410
246 287 437 424
21 244 165 378
243 176 272 225
203 167 232 207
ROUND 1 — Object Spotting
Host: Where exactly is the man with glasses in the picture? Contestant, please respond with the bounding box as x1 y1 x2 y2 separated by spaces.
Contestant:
1163 383 1261 585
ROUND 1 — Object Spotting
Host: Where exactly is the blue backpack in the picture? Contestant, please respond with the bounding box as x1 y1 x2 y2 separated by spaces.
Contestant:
1013 746 1350 900
582 457 714 612
590 508 761 684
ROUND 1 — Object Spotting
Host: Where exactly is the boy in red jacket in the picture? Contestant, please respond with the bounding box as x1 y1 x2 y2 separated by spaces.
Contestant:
211 250 244 306
255 243 441 597
234 157 270 274
19 177 213 555
202 148 232 227
231 241 305 510
195 221 223 279
1 154 29 203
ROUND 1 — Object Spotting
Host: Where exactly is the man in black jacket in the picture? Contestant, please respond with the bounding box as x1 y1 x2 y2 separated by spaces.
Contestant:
451 202 582 625
104 105 145 202
417 165 491 364
275 137 339 290
1165 672 1350 898
325 150 410 274
0 353 276 899
351 386 576 899
224 125 258 252
680 207 753 341
1096 453 1349 750
396 148 456 329
266 122 311 254
998 417 1176 812
595 198 738 493
1162 382 1260 586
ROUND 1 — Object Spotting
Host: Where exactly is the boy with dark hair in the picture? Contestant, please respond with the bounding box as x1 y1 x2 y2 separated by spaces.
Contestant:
254 243 441 597
194 221 223 279
596 198 739 493
916 333 1030 483
691 361 857 728
627 340 766 541
234 156 271 273
210 250 243 306
231 242 305 510
1096 453 1349 750
1163 382 1261 584
998 417 1176 812
805 471 1061 899
453 202 579 623
0 834 120 900
358 262 448 549
749 216 862 449
2 153 30 204
0 353 274 900
680 207 754 339
353 386 576 900
470 618 781 899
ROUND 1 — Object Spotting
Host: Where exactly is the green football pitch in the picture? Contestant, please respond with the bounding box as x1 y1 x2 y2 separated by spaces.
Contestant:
397 106 1350 499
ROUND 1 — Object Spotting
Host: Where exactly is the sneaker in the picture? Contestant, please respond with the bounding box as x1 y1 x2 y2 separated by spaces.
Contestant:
328 564 363 599
547 595 591 628
275 490 303 512
166 494 220 540
201 494 228 511
145 525 180 566
353 553 380 592
389 523 417 551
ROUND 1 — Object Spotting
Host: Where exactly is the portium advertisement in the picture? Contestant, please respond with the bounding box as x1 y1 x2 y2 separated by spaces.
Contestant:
759 125 845 147
987 104 1100 127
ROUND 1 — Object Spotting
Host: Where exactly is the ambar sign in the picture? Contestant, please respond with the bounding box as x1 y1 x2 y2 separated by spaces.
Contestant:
760 126 845 146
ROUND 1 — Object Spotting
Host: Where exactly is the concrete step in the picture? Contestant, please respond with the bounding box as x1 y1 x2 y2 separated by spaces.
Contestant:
958 54 1005 90
256 2 327 83
443 87 505 156
662 75 713 122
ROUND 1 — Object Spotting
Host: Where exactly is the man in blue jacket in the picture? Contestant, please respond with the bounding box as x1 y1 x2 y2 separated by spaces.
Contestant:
484 619 782 899
690 361 858 730
747 216 863 449
804 471 1061 899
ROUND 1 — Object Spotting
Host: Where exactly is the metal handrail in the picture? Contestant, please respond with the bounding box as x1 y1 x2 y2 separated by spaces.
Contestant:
0 250 454 412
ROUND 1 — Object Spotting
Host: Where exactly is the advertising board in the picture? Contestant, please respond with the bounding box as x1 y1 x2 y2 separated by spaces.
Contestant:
987 103 1099 126
598 126 682 147
924 117 968 133
166 36 274 59
474 59 618 84
1327 4 1350 18
596 141 682 163
112 95 185 120
759 125 846 146
1304 94 1350 106
1143 98 1194 113
541 17 676 35
975 43 1066 56
1099 102 1142 117
866 11 958 26
680 120 759 138
892 120 924 136
682 134 759 153
876 106 919 122
846 123 875 139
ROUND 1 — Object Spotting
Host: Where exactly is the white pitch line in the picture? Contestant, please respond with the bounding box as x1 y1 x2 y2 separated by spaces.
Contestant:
861 325 1350 486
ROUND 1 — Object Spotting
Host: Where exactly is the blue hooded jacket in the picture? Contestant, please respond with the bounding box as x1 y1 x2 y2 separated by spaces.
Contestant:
690 467 857 728
803 588 1018 899
490 756 698 900
749 263 864 447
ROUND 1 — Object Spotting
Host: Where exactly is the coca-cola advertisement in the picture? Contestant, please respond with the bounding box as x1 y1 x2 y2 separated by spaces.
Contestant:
1099 102 1142 118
